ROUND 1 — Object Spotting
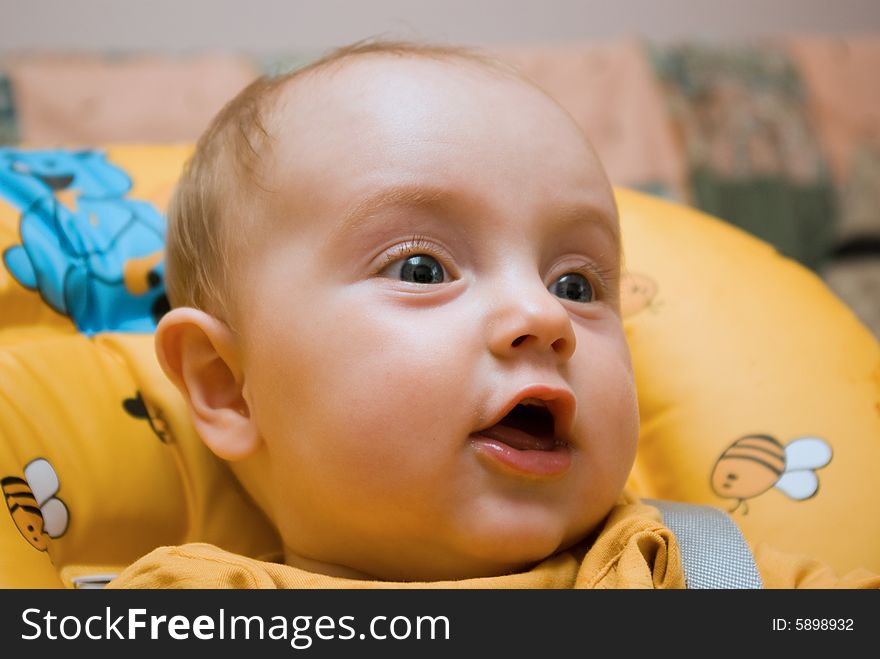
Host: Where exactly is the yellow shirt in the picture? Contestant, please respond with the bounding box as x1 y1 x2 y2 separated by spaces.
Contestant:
107 495 880 589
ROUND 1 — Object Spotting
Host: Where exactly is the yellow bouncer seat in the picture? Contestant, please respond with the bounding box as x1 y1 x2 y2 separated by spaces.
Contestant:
1 145 878 587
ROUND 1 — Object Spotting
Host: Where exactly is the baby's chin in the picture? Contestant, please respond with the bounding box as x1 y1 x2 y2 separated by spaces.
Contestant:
390 521 591 582
463 529 586 575
282 502 602 582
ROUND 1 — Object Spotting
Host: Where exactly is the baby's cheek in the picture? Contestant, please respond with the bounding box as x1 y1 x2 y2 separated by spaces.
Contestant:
570 339 638 434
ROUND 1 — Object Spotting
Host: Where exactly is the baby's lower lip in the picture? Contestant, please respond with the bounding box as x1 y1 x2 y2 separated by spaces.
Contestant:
469 430 572 478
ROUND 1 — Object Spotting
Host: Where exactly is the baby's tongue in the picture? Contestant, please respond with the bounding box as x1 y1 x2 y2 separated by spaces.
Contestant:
479 406 556 451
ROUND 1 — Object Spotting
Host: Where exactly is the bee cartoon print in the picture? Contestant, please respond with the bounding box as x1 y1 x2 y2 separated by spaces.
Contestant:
620 272 660 318
123 390 173 443
2 458 69 551
711 434 832 514
1 476 47 551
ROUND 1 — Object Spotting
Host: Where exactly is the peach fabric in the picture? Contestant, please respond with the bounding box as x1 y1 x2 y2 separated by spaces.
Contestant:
787 36 880 186
7 54 258 145
494 40 688 199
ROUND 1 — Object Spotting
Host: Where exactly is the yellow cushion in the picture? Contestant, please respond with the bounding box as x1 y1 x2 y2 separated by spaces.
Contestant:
0 146 279 588
1 145 877 586
619 189 880 576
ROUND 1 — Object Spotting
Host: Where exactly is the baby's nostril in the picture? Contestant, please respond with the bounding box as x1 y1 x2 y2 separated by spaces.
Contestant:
551 338 567 353
511 335 526 347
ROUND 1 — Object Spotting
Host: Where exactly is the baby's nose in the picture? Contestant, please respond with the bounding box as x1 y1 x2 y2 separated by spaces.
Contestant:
486 277 576 363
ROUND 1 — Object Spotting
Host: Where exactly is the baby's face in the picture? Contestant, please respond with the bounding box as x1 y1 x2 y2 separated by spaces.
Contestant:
234 56 639 581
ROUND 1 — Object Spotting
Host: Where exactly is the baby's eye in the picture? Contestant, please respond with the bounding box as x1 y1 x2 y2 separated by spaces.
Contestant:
382 254 446 284
549 272 593 303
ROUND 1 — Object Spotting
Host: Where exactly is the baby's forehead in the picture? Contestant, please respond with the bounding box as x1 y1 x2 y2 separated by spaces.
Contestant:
280 52 519 101
268 53 571 141
265 54 605 178
252 52 618 244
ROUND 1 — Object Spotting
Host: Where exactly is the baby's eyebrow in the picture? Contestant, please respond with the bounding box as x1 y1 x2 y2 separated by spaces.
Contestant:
553 203 621 250
331 183 621 251
330 185 455 241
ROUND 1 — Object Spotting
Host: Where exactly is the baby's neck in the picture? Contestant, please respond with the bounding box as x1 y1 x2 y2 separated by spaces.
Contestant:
284 549 376 580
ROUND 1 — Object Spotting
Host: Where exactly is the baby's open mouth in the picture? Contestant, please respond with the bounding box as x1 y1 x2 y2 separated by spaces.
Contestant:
475 399 562 451
470 393 574 477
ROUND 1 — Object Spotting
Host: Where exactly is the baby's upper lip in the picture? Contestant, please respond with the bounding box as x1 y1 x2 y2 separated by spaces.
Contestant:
475 384 577 444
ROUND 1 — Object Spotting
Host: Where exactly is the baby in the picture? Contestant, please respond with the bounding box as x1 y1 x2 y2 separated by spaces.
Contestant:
109 41 878 588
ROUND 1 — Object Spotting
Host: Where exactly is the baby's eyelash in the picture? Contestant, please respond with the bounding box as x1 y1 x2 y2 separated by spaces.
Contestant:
378 235 438 269
377 237 618 294
563 261 618 296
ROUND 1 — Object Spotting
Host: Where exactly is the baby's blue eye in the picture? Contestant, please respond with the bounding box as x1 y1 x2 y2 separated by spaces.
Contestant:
396 254 445 284
550 273 593 303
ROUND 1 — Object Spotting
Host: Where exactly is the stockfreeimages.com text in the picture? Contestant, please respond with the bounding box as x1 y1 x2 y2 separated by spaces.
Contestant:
21 607 450 649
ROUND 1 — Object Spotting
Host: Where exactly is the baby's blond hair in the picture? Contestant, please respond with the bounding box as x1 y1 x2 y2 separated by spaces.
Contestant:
164 40 514 324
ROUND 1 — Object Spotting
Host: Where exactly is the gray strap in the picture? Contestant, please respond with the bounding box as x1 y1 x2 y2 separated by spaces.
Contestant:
644 499 763 589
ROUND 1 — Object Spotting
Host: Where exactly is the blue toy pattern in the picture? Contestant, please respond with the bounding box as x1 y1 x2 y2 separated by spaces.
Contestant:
0 148 169 334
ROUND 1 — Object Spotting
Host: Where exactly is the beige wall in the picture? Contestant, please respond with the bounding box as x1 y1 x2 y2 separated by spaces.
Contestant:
1 0 878 54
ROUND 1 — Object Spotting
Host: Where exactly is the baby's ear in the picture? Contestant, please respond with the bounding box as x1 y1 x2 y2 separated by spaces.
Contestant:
154 307 260 461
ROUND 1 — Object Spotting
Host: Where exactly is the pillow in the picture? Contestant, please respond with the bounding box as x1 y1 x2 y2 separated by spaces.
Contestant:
618 188 880 575
1 145 877 586
0 145 280 587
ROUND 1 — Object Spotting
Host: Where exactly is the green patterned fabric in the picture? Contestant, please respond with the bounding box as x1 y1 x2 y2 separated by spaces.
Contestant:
652 44 838 271
0 73 17 145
